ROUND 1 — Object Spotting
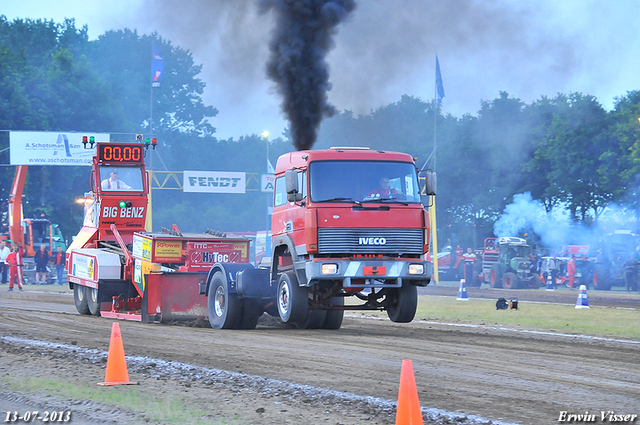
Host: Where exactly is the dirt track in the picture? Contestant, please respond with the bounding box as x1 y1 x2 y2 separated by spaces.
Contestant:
1 284 639 425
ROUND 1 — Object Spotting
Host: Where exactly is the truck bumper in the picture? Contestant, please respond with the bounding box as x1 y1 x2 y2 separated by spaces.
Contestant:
303 259 431 288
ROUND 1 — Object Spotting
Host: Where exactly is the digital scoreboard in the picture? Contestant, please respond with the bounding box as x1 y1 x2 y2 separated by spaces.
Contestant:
97 143 144 164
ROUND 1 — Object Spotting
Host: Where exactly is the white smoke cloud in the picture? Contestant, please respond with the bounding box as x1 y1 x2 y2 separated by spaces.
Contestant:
495 192 640 251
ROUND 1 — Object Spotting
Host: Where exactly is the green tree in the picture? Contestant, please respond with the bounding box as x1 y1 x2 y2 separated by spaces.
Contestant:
599 90 640 210
525 93 608 222
87 29 218 137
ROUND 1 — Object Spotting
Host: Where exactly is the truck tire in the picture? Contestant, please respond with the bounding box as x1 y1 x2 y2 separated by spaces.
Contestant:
240 299 263 330
87 287 101 316
208 270 243 329
74 285 90 315
502 272 519 289
387 284 417 323
296 310 327 329
490 264 503 288
277 271 309 324
323 296 344 330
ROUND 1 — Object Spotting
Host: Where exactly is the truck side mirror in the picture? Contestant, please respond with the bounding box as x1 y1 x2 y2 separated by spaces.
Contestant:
424 171 437 196
285 170 302 202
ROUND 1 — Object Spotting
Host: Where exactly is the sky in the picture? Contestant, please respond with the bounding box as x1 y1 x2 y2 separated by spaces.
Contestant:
3 0 640 140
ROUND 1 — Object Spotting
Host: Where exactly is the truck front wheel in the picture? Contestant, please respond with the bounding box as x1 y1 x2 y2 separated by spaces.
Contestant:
323 296 344 329
74 285 90 315
387 284 418 323
208 271 243 329
277 271 309 324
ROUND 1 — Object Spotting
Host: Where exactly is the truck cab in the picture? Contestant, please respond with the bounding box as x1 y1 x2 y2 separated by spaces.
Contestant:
269 147 432 327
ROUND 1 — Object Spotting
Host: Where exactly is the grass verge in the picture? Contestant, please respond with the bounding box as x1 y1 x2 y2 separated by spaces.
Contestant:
411 296 640 340
0 375 234 425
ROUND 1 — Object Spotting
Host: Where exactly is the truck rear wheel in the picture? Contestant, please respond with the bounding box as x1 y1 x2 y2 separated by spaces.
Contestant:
240 299 263 330
208 271 243 329
87 287 101 316
387 284 417 323
503 272 519 289
277 271 309 324
295 310 327 329
74 285 90 315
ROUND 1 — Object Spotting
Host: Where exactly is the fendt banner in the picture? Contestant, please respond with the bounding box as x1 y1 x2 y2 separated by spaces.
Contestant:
183 171 246 194
10 131 107 166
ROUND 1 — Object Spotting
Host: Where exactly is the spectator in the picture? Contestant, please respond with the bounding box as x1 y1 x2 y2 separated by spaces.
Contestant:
462 247 477 284
623 257 637 292
540 257 550 284
34 244 49 284
567 255 577 290
53 246 66 285
6 245 23 291
0 240 10 284
548 255 559 286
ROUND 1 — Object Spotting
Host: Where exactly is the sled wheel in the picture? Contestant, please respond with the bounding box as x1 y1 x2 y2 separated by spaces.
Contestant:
74 284 90 315
87 286 101 316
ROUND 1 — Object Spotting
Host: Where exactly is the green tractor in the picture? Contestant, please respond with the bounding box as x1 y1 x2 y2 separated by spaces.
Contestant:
482 237 542 289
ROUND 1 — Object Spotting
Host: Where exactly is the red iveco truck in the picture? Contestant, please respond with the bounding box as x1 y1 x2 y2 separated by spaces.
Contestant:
69 142 434 330
207 147 434 329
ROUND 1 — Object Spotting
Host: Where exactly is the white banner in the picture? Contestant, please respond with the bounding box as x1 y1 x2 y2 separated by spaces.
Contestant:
183 171 246 193
261 173 275 192
10 131 106 166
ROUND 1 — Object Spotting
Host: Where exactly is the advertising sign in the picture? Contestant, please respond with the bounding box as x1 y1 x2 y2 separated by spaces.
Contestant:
10 131 106 166
153 240 183 262
186 241 249 270
261 173 275 192
183 171 246 193
133 235 152 261
71 254 96 281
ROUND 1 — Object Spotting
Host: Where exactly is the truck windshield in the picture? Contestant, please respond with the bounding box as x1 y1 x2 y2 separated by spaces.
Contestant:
309 160 421 203
99 166 144 192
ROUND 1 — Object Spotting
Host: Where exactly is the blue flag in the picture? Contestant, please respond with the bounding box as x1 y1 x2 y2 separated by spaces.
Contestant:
152 44 165 87
436 55 445 104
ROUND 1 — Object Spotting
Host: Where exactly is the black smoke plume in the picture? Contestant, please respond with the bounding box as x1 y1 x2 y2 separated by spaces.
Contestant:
259 0 356 150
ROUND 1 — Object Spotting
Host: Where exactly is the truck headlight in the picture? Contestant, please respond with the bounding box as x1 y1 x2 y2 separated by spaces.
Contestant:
322 264 338 274
408 264 424 275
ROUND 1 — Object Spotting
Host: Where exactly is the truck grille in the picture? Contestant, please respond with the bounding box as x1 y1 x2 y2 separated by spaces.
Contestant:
317 228 423 255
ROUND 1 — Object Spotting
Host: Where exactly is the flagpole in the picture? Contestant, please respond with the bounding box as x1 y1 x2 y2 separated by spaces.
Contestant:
147 44 154 232
150 42 154 139
430 55 440 285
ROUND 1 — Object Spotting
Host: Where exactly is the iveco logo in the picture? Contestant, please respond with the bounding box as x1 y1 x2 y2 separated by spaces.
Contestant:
358 237 387 245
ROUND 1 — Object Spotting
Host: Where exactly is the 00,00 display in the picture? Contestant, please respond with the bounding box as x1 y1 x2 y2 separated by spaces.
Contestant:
98 144 143 163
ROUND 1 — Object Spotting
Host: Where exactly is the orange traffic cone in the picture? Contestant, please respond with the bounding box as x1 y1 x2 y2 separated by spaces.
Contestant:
395 360 424 425
98 322 137 386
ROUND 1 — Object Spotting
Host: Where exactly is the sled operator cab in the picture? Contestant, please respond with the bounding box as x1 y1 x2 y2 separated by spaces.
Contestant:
75 142 150 247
